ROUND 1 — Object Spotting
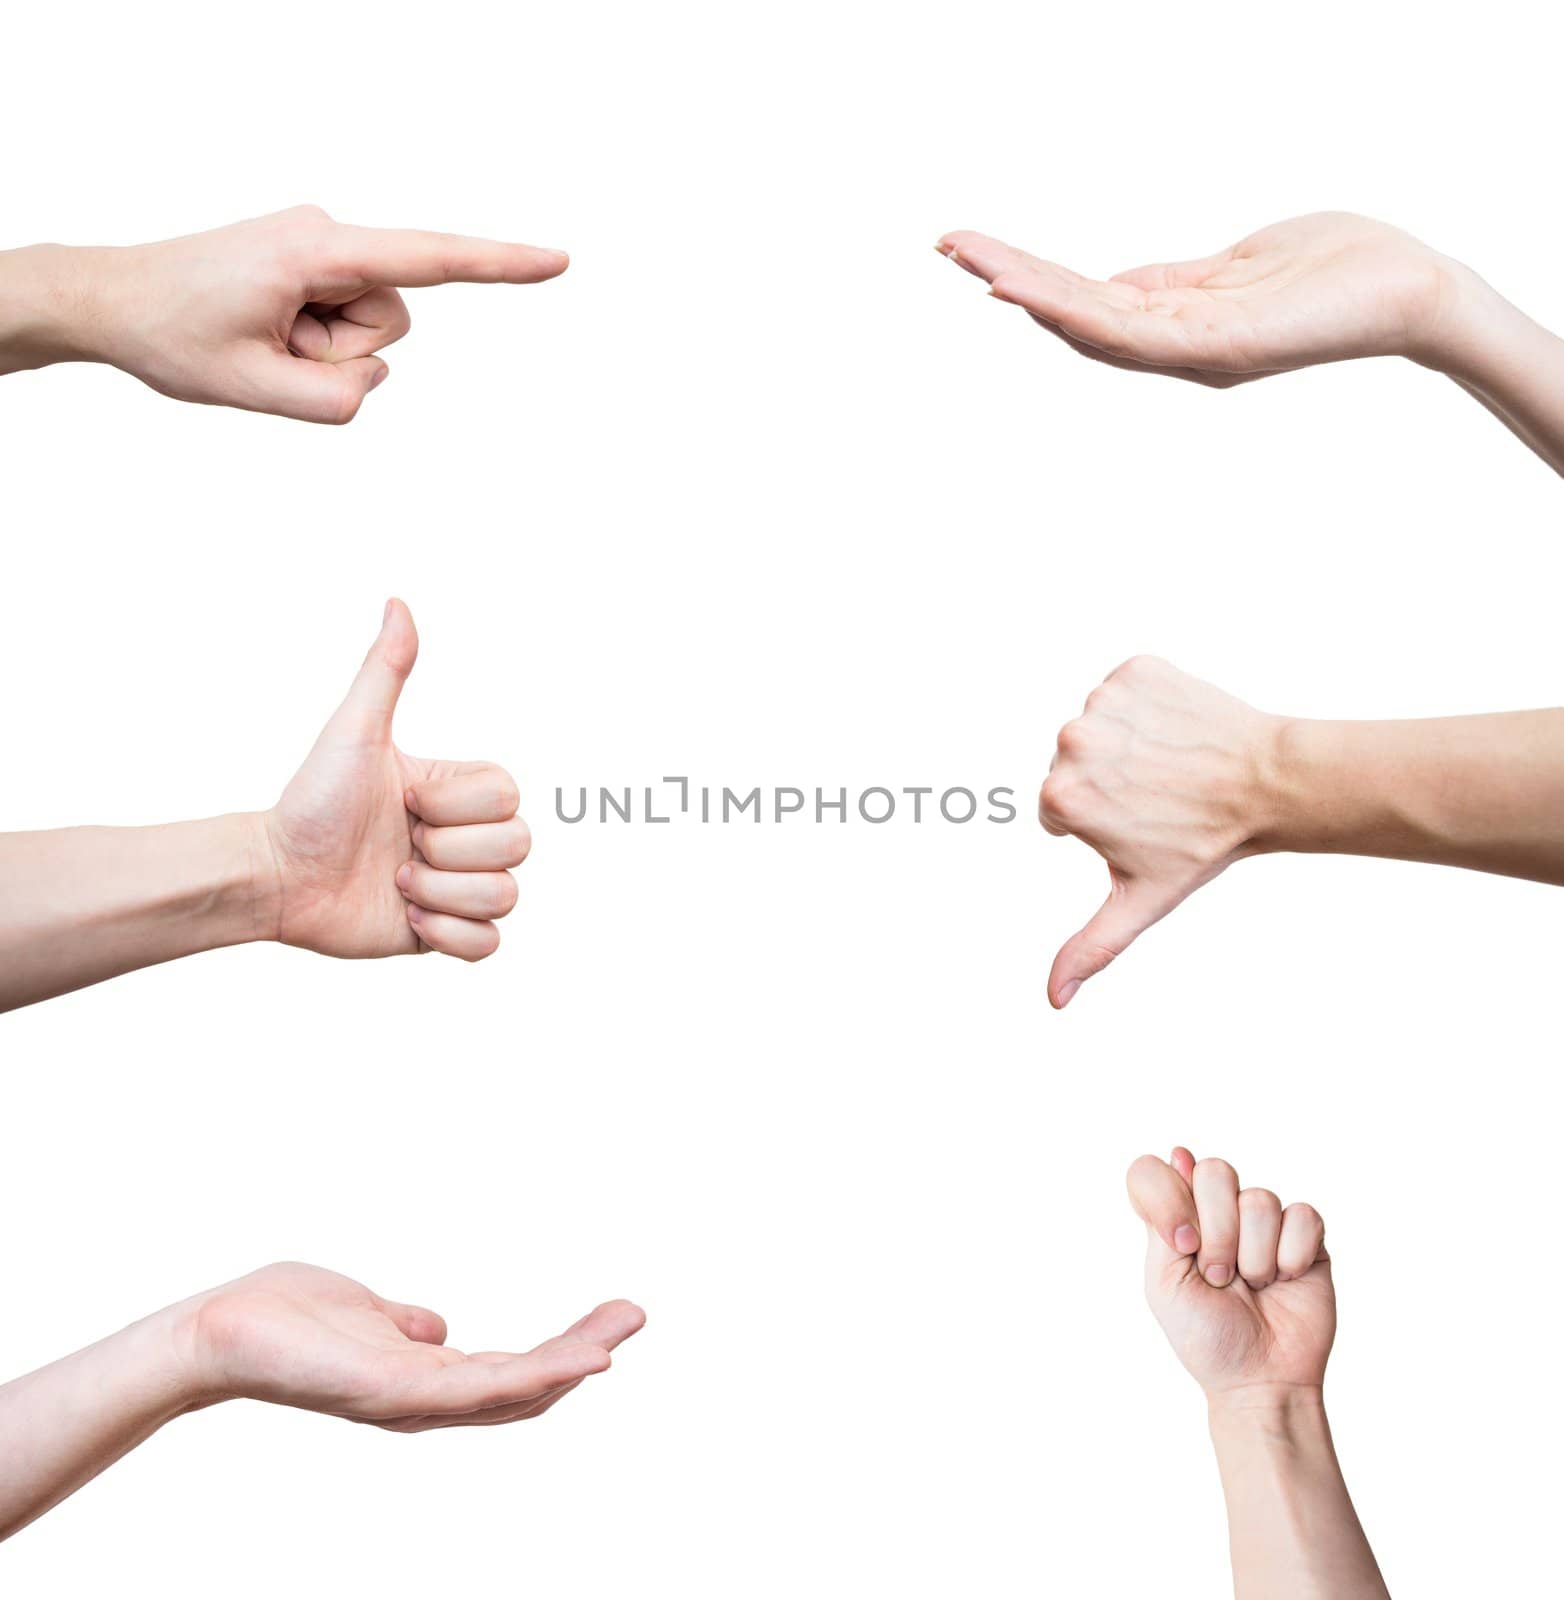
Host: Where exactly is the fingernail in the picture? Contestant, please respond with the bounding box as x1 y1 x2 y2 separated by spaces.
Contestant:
1173 1224 1199 1254
1205 1263 1232 1288
369 364 389 390
1056 978 1081 1008
395 863 412 890
406 903 423 925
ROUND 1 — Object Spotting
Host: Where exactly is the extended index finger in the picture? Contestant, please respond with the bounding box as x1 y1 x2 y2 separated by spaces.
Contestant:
333 225 570 287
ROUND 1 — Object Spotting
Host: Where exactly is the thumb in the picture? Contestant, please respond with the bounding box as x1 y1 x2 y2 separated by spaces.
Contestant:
1126 1153 1200 1278
329 599 418 741
1048 877 1174 1009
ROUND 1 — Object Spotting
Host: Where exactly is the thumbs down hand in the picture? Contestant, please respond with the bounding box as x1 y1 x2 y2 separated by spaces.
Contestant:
1040 656 1281 1009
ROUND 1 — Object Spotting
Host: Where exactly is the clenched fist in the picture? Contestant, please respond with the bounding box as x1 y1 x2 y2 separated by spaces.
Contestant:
1127 1146 1332 1397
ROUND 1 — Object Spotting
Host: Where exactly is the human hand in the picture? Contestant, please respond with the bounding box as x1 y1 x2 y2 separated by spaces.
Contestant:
258 598 529 962
939 212 1457 385
56 205 567 423
177 1262 643 1431
1127 1146 1332 1399
1039 655 1281 1008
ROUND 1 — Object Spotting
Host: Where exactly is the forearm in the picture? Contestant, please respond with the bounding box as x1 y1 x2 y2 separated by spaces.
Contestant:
1423 261 1564 477
0 812 279 1011
1259 709 1564 884
1209 1388 1387 1600
0 1303 203 1541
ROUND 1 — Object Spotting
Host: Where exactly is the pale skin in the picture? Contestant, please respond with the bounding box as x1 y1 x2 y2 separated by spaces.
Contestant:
0 205 568 423
1128 1146 1387 1599
0 1261 643 1542
0 599 529 1011
1038 653 1564 1006
938 211 1564 476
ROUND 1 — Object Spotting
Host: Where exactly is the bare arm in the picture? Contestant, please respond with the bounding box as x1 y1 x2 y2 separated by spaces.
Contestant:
1039 656 1564 1007
0 1264 641 1542
0 602 528 1013
940 212 1564 477
0 207 567 423
1128 1148 1388 1599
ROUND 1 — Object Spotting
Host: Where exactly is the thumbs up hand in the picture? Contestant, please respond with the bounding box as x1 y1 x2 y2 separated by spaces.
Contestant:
260 599 527 962
1041 656 1281 1008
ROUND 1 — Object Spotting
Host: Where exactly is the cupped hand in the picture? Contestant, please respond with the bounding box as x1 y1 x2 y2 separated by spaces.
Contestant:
939 212 1453 385
260 598 529 962
1039 655 1280 1008
182 1262 644 1431
78 205 568 423
1127 1147 1332 1398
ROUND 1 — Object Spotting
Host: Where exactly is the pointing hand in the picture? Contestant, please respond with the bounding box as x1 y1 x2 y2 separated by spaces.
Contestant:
18 205 568 423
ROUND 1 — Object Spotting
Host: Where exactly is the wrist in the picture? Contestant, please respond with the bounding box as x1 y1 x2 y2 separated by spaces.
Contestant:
1208 1382 1328 1425
0 243 119 371
1417 255 1545 386
238 810 285 945
94 1299 223 1424
1250 717 1372 856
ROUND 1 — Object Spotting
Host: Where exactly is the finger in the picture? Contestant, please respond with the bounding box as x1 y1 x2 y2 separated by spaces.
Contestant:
331 225 570 288
397 862 518 920
1126 1153 1200 1274
288 287 412 361
404 905 501 961
1171 1146 1196 1184
392 1344 611 1417
936 230 1059 283
385 1374 592 1430
1192 1158 1240 1287
241 347 389 425
1237 1188 1283 1289
1048 880 1176 1009
1109 249 1235 291
986 268 1206 371
412 817 532 871
1277 1202 1327 1281
375 1298 448 1346
405 767 520 826
327 599 418 741
528 1299 647 1357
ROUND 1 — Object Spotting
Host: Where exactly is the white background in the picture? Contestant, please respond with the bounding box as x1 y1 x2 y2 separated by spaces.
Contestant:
2 2 1561 1593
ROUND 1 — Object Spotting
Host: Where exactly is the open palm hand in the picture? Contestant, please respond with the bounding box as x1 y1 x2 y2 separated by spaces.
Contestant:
185 1262 644 1432
940 212 1452 384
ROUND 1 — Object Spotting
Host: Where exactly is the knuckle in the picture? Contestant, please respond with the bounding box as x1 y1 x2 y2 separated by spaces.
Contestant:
1239 1187 1280 1213
492 874 519 916
1195 1157 1237 1186
1038 774 1079 825
1055 717 1089 756
493 774 521 816
1112 653 1165 685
